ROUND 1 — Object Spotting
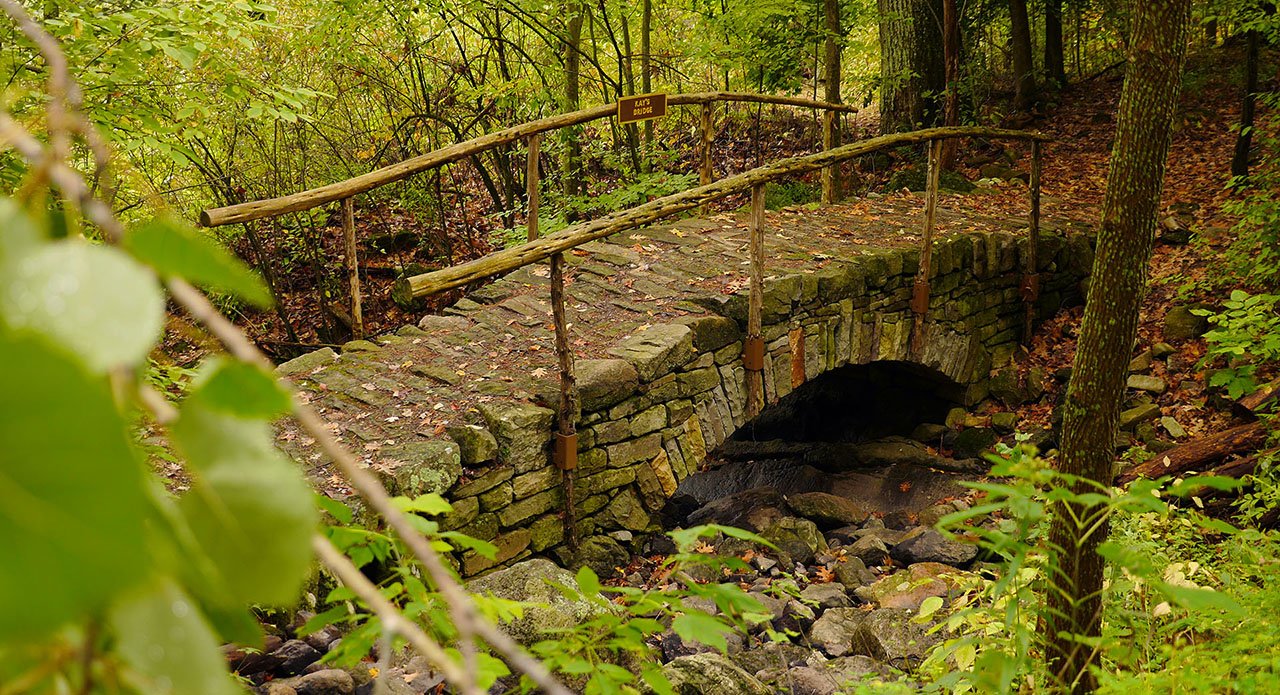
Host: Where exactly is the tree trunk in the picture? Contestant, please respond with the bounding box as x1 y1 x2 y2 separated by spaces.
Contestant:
823 0 842 197
940 0 961 167
1045 0 1067 87
641 0 653 160
1008 0 1037 111
1231 28 1260 179
1043 0 1192 691
878 0 944 133
563 1 585 200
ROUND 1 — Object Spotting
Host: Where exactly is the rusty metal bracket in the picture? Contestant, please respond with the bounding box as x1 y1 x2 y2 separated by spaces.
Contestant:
553 432 578 470
910 277 931 315
1020 273 1041 302
742 336 765 371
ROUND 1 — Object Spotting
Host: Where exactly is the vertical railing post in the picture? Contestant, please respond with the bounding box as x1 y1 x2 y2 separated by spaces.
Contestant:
910 139 942 357
1022 139 1043 344
342 196 364 339
699 102 714 188
526 133 542 241
821 110 839 204
550 252 579 551
744 183 767 419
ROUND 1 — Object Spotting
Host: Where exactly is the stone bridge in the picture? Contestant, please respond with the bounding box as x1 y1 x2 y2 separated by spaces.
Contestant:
276 196 1093 575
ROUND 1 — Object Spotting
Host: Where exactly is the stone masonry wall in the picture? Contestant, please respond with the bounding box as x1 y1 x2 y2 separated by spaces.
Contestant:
284 228 1093 576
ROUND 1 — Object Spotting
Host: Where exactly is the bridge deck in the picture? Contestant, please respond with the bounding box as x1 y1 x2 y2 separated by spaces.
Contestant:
278 193 1072 499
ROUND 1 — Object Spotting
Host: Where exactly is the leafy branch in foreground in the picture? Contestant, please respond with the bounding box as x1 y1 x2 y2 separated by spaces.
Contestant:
0 3 569 693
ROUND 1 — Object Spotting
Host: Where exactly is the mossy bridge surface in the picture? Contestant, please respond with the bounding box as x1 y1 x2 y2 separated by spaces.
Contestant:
274 197 1094 575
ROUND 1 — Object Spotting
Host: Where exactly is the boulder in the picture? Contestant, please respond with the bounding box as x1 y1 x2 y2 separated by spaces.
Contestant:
687 487 791 532
846 536 890 567
808 607 865 657
732 641 811 675
573 535 630 580
762 517 829 566
786 492 872 527
951 427 997 459
890 529 977 566
855 562 970 611
1163 305 1209 341
269 669 354 695
466 559 614 644
652 653 771 695
849 608 938 667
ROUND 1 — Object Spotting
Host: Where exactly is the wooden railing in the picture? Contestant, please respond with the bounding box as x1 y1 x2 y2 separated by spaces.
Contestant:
199 92 860 338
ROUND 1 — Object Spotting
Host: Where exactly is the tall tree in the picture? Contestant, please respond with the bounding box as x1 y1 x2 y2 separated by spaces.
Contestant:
1045 0 1067 87
1008 0 1037 110
940 0 961 167
878 0 944 133
562 0 585 200
1231 25 1260 178
1043 0 1192 691
822 0 842 199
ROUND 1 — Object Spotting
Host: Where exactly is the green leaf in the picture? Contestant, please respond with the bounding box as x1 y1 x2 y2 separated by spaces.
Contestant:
438 531 498 559
577 565 602 598
0 331 151 641
672 611 731 653
172 402 316 606
188 357 292 418
111 577 239 695
916 595 944 620
125 215 272 308
316 493 354 525
1 239 164 372
641 663 675 695
391 493 453 516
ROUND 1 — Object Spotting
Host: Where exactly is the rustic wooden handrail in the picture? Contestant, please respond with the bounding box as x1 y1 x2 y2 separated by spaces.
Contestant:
393 126 1050 302
199 92 859 228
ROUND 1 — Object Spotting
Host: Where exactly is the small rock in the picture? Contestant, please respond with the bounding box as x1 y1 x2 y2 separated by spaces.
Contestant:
762 517 829 566
654 652 771 695
1152 342 1177 359
890 529 977 566
800 582 854 610
782 666 841 695
687 487 791 532
1127 374 1167 394
573 535 630 580
1164 305 1209 341
910 422 948 443
1128 350 1154 373
774 599 817 634
990 412 1019 434
1119 403 1162 429
786 492 871 527
272 669 355 695
847 536 890 566
752 555 778 572
944 407 968 429
849 608 938 667
269 640 322 677
832 557 877 587
1160 416 1186 438
444 424 498 466
917 503 956 528
808 607 866 657
731 641 812 676
951 427 998 458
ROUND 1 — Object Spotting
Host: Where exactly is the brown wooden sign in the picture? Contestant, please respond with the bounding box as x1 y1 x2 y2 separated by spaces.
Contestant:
617 93 667 124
